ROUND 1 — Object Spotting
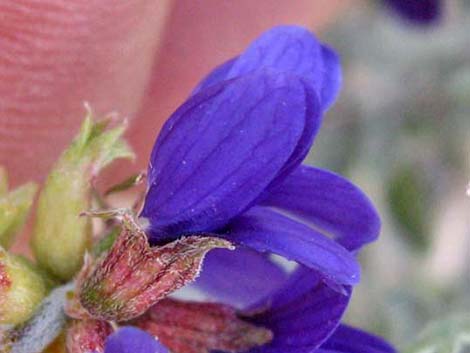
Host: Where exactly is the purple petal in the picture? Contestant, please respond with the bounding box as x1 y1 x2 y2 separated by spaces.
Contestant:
261 165 381 252
383 0 441 25
193 247 288 309
197 69 322 192
195 25 342 111
142 71 314 241
267 85 321 189
246 266 351 353
228 25 340 110
319 324 398 353
221 207 360 285
319 44 342 110
192 57 237 94
193 28 331 188
104 327 169 353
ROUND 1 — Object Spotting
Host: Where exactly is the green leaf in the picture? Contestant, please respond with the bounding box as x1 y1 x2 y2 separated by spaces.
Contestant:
31 109 134 281
387 166 430 251
405 315 470 353
0 179 37 249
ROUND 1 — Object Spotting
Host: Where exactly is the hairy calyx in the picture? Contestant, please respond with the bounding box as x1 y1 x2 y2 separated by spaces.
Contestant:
77 209 233 322
132 298 273 353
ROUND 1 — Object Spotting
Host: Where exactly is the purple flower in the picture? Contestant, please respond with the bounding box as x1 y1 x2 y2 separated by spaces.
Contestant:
241 266 353 353
382 0 441 25
94 25 394 353
243 266 397 353
102 267 397 353
104 327 169 353
140 25 380 289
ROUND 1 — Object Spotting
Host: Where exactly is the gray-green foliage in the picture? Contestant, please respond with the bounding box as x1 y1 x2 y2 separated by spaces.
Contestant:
387 166 431 250
405 316 470 353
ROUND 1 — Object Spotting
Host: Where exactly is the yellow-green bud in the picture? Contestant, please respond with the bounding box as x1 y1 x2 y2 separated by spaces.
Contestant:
0 168 37 249
31 109 134 281
0 247 48 326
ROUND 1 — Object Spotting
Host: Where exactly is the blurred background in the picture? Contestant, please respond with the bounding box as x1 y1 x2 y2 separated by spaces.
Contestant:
1 0 469 352
310 1 470 351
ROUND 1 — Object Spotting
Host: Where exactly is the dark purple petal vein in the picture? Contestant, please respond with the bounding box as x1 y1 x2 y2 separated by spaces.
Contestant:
142 71 310 242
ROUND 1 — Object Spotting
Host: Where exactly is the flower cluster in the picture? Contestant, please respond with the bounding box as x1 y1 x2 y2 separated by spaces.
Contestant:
101 25 396 353
0 26 398 353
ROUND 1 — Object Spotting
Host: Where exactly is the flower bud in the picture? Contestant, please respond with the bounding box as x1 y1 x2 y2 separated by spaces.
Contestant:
66 320 112 353
78 210 233 322
0 167 37 249
133 298 273 353
0 248 48 326
31 109 134 281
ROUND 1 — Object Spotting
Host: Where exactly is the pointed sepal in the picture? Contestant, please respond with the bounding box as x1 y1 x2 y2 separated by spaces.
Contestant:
0 168 37 249
133 298 272 353
78 210 233 321
31 108 134 281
